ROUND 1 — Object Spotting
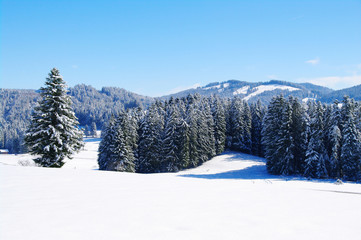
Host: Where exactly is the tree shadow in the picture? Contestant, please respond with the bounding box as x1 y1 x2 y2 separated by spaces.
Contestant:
179 165 282 180
223 152 266 163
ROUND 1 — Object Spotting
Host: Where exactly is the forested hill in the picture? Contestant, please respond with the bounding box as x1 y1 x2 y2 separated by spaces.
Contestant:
161 80 334 104
320 84 361 103
0 85 154 153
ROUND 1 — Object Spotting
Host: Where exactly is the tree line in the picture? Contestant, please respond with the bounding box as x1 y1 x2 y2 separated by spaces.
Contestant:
99 94 361 181
98 94 265 173
263 95 361 181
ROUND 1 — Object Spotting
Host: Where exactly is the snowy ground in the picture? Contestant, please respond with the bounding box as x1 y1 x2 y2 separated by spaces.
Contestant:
1 138 361 240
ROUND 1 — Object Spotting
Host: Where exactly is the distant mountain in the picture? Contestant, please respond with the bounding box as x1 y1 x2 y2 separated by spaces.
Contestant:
320 84 361 103
161 80 334 104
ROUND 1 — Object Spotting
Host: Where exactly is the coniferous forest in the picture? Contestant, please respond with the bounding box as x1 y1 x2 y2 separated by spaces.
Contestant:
98 94 361 181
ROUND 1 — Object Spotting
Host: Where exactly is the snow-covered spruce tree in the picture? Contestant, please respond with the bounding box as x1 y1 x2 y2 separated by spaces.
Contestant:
186 96 201 168
211 95 227 155
198 98 216 162
262 95 286 174
98 116 116 170
90 122 97 137
251 100 264 157
240 101 252 154
271 99 295 175
84 124 90 137
340 96 361 181
325 101 342 178
25 68 83 167
162 101 181 172
304 102 328 179
137 102 165 173
229 97 244 152
289 97 308 174
161 99 191 172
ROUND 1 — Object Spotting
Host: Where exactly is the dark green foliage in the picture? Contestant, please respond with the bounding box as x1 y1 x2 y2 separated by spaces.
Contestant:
250 100 264 157
340 97 361 181
24 68 83 167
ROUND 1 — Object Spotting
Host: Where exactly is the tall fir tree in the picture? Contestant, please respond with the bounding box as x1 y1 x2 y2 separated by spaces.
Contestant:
25 68 83 167
262 95 286 174
98 116 116 170
325 101 342 178
251 100 264 157
137 103 165 173
289 97 308 173
340 97 361 181
229 97 244 152
304 102 328 178
90 122 97 137
107 114 136 172
211 96 227 155
240 101 252 153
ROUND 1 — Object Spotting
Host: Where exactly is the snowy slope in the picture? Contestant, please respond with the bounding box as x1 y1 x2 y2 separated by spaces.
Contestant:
242 84 300 101
1 140 361 240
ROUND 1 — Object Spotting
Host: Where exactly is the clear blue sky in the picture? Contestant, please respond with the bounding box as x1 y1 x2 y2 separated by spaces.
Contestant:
1 0 361 97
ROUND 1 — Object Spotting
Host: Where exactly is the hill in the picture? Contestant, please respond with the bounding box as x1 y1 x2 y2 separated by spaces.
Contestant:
0 85 154 153
161 80 334 104
320 84 361 103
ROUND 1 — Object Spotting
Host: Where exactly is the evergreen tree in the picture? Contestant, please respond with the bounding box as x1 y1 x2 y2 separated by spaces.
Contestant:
340 97 361 181
262 95 286 174
25 68 83 167
325 101 342 178
162 102 181 172
90 122 97 137
137 103 164 173
229 97 244 152
98 117 116 170
211 96 227 155
240 101 252 153
251 100 264 157
289 97 308 173
186 98 201 168
304 102 328 178
108 114 136 172
84 124 90 137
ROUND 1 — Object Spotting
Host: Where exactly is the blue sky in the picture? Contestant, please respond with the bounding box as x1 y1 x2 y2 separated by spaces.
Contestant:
1 0 361 97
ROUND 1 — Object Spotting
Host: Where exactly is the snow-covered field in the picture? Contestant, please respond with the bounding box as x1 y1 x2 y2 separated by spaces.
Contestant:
1 138 361 240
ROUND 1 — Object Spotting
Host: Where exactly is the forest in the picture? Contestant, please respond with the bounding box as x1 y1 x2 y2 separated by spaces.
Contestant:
99 94 361 181
0 85 153 153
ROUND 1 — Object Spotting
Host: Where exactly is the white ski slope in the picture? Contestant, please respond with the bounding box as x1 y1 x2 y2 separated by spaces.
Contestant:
1 138 361 240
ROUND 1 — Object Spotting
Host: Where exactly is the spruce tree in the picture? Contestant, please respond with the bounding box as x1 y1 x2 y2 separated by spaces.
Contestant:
262 95 286 174
211 96 227 155
340 97 361 181
251 100 264 157
90 122 97 137
326 102 342 178
289 97 308 173
137 103 164 173
25 68 83 167
98 116 116 170
304 102 328 178
240 101 252 153
229 97 244 152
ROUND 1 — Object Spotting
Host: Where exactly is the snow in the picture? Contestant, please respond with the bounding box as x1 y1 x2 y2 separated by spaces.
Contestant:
1 139 361 240
222 83 230 88
204 84 222 90
302 97 316 103
243 84 300 101
233 86 250 95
